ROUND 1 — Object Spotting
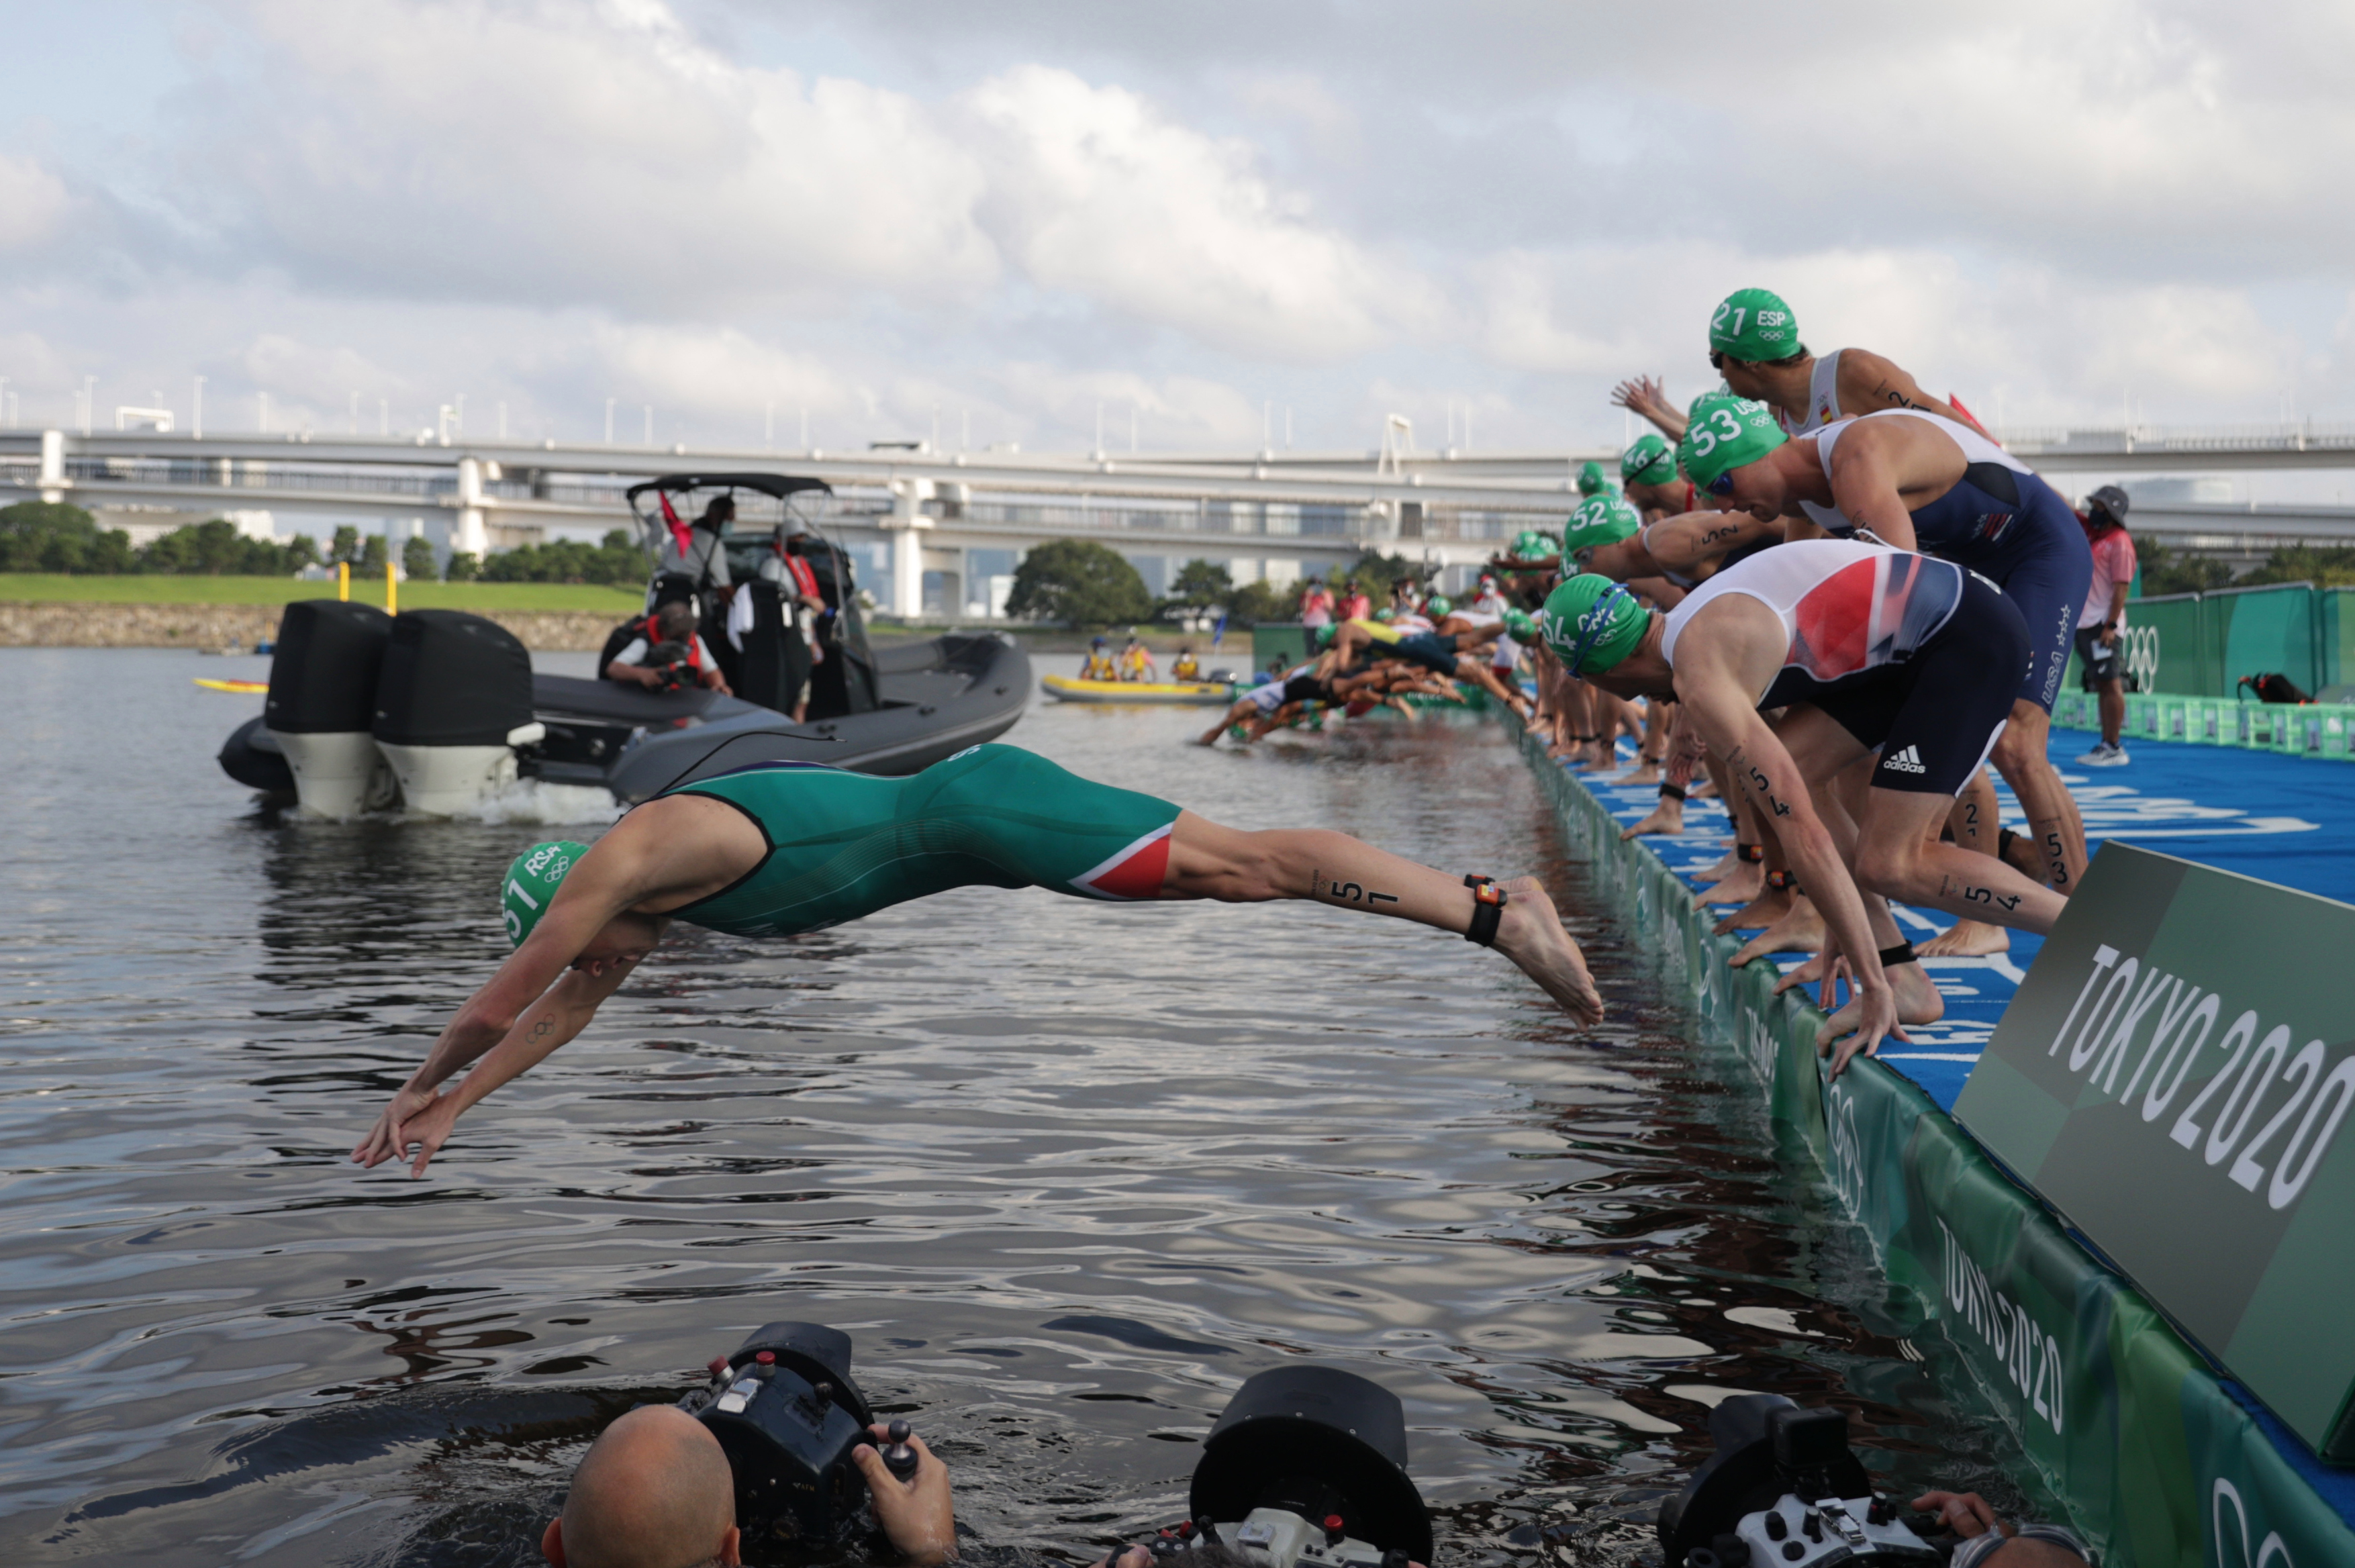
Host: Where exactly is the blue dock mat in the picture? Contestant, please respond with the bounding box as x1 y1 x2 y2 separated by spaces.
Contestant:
1580 727 2347 1112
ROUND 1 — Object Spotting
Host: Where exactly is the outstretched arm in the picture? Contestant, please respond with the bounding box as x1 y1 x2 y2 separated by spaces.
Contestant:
1164 812 1603 1022
1613 375 1688 441
1672 632 1897 1069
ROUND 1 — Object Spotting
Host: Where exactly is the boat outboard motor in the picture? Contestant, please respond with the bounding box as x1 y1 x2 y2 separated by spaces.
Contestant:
1657 1396 1941 1567
1162 1365 1433 1568
264 599 398 817
370 610 545 816
678 1320 876 1553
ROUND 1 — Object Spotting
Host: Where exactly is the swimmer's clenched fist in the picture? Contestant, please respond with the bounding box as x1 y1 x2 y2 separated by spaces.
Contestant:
353 746 1602 1177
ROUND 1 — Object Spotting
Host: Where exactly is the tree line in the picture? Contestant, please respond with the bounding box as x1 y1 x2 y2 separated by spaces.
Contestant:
1002 538 1424 631
0 501 646 585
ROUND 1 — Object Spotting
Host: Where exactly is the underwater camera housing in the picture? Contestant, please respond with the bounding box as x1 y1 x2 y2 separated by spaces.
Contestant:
1151 1365 1433 1568
1657 1396 1941 1568
677 1320 877 1551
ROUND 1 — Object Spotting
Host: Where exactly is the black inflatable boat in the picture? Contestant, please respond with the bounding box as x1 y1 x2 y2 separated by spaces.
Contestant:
218 475 1030 814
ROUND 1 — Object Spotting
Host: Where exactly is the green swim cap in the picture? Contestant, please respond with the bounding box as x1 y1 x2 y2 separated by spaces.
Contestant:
1374 606 1394 622
1515 529 1560 562
503 840 589 946
1564 494 1642 558
1577 460 1608 497
1678 394 1786 494
1621 432 1677 489
1709 287 1804 362
1427 594 1453 616
1539 575 1651 678
1502 607 1537 642
1314 622 1338 648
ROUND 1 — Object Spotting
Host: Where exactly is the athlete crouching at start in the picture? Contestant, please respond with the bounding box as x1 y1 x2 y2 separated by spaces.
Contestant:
354 745 1604 1175
1540 543 2064 1072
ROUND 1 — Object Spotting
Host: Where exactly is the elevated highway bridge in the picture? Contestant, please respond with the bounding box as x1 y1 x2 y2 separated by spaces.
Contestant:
5 420 2350 616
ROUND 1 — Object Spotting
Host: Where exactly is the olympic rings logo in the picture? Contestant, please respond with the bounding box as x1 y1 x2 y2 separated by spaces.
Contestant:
2121 626 2161 691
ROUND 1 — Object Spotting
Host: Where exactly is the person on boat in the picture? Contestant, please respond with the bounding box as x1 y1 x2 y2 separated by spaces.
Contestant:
1679 392 2092 896
1080 637 1121 681
2074 485 2137 769
1613 287 1982 444
1170 646 1202 682
604 601 732 695
1542 540 2066 1071
1298 577 1335 628
352 745 1606 1175
1118 635 1159 683
647 495 736 609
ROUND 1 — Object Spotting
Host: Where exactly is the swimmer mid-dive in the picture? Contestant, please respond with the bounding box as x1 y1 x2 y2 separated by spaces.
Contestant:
353 744 1604 1175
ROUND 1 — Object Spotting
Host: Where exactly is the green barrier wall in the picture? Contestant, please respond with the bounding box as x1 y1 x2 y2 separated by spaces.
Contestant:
1509 717 2355 1568
2215 583 2321 698
2053 690 2355 758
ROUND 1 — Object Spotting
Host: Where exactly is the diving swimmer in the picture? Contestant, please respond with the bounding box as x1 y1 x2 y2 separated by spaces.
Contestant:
352 745 1604 1176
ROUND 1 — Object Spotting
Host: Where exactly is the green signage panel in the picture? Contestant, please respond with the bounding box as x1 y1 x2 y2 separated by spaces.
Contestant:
1956 842 2355 1459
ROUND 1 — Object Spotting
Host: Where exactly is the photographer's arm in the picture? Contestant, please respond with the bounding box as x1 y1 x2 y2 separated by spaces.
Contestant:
852 1428 957 1565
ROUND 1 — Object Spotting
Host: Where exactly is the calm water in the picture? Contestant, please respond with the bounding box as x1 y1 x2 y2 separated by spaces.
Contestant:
0 649 2045 1567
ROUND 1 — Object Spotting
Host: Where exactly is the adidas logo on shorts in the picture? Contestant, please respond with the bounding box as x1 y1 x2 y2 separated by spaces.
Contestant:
1883 744 1927 774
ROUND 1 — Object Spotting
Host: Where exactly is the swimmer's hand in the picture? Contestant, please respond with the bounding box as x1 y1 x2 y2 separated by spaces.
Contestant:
1811 942 1903 1077
852 1424 957 1565
352 1084 465 1177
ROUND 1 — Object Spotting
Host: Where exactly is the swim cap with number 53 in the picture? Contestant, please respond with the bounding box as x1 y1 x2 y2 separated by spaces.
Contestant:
503 840 589 946
1678 394 1786 493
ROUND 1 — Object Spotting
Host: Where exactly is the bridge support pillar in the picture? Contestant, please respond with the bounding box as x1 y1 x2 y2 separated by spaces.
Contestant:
38 429 63 503
883 477 934 618
453 456 489 557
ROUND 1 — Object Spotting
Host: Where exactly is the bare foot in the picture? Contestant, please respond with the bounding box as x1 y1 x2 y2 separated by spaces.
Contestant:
1620 800 1686 840
1695 845 1743 884
1714 889 1792 937
1918 919 2011 958
1814 961 1942 1043
1613 758 1664 786
1700 863 1766 906
1730 896 1821 963
1492 877 1604 1024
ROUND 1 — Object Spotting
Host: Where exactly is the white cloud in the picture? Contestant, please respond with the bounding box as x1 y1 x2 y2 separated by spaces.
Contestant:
0 153 73 253
960 64 1443 362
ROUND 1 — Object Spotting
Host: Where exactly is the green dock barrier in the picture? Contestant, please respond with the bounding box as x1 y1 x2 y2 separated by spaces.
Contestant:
1509 716 2355 1568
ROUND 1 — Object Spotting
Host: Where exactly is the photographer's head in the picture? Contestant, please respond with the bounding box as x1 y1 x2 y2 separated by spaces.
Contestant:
543 1406 740 1568
655 602 698 642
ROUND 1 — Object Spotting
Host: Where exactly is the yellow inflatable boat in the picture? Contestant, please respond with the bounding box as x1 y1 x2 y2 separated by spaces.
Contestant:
1041 675 1236 706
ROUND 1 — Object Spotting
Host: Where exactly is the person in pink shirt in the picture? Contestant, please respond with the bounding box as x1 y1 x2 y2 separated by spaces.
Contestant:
2074 485 2139 767
1337 579 1374 622
1298 577 1335 627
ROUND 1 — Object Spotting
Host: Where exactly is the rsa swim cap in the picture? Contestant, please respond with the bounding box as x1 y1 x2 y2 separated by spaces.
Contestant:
1576 460 1608 497
1621 432 1678 489
1539 575 1650 678
1709 288 1805 363
1678 394 1786 494
1564 494 1643 560
503 840 589 946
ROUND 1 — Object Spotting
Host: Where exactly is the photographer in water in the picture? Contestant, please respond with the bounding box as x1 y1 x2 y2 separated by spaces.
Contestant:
603 601 732 696
540 1405 954 1568
542 1328 1431 1568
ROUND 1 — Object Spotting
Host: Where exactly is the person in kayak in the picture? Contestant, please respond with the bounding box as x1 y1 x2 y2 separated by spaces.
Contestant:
352 745 1606 1177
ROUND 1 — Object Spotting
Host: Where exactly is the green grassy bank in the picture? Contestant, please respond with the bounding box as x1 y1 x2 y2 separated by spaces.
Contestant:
0 575 644 614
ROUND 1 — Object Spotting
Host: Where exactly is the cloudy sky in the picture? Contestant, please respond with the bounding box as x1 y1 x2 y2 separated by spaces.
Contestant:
5 0 2352 457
